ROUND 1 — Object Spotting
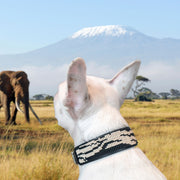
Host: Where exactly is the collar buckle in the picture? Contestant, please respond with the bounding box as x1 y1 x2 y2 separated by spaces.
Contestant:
71 151 78 164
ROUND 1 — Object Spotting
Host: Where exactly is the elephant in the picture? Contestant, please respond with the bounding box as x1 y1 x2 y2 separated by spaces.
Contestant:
0 70 42 125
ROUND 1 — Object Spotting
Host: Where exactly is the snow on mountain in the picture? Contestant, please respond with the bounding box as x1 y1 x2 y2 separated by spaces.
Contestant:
71 25 137 38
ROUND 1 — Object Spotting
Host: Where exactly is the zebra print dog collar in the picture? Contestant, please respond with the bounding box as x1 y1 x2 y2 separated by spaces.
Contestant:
72 127 138 165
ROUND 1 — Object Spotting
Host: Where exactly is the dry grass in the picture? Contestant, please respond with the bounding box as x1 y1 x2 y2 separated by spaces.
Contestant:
0 99 180 179
0 133 78 180
121 99 180 180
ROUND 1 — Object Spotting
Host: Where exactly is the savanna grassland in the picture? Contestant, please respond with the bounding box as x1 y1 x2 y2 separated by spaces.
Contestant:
0 99 180 180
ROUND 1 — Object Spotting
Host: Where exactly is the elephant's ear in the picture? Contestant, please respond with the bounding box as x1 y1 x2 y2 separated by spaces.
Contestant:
0 76 2 86
0 73 10 89
13 71 28 79
11 71 29 86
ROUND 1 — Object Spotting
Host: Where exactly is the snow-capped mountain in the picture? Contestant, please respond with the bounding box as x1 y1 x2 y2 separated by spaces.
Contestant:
1 25 180 69
0 25 180 95
71 25 137 38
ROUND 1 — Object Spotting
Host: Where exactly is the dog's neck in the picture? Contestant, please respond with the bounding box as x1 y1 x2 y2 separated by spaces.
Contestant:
70 105 128 147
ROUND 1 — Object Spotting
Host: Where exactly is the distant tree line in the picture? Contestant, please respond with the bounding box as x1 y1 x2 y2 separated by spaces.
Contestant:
132 75 180 101
31 77 180 102
32 94 53 100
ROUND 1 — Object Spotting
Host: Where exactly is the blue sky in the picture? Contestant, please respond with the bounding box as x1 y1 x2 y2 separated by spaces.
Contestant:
0 0 180 54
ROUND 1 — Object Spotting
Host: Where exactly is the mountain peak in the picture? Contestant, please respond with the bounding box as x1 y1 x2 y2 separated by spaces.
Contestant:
71 25 138 39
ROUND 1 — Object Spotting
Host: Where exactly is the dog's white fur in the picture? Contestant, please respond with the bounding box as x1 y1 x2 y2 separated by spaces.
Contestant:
54 58 166 180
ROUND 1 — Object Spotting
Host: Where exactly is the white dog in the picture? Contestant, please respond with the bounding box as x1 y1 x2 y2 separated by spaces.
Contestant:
54 58 166 180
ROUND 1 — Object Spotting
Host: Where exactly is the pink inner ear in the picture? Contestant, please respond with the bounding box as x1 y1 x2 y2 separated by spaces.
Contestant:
65 58 88 111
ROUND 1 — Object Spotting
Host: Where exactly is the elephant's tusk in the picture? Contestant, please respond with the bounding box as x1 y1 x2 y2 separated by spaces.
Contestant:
29 104 42 125
15 99 24 113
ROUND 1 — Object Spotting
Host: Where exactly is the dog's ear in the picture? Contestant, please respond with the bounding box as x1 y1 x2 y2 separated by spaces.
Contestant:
64 58 89 119
109 61 141 106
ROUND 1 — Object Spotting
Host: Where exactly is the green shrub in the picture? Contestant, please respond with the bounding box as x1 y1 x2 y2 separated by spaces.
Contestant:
135 94 152 101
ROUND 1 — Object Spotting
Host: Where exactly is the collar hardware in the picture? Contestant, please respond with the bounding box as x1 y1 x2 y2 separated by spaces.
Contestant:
72 151 79 164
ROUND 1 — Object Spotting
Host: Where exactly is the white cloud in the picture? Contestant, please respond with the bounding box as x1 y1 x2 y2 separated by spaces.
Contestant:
14 64 68 97
13 60 180 97
87 61 115 79
139 60 180 93
15 62 115 97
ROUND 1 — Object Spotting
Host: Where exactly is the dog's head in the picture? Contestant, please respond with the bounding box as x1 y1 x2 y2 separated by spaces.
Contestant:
54 58 140 144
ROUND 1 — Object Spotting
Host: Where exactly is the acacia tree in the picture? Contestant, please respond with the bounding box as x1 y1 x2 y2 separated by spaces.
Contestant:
132 75 151 98
33 94 44 100
170 89 180 98
45 95 54 100
159 92 171 99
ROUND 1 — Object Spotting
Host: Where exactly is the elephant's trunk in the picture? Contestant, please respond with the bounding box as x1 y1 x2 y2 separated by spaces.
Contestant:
16 95 30 123
23 96 30 123
15 93 30 123
15 96 42 125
